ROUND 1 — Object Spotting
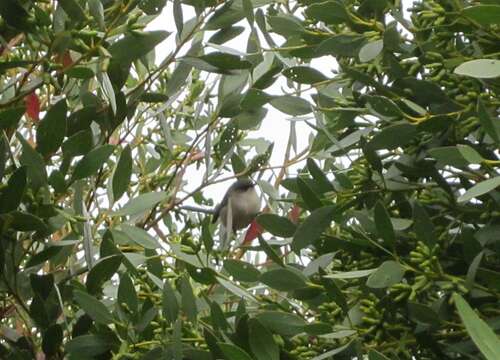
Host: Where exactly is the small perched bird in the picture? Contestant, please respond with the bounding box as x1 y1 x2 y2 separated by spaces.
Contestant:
212 179 261 232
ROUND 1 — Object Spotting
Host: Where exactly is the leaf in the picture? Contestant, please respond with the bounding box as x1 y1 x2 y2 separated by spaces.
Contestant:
365 95 402 118
42 324 63 356
407 302 439 325
369 350 391 360
71 144 114 181
218 343 253 360
453 293 500 360
428 145 484 168
316 35 366 57
412 202 437 247
297 177 323 210
17 133 47 189
292 206 336 252
209 26 245 45
111 191 168 216
59 0 86 21
319 268 348 314
65 334 111 356
462 5 500 25
323 268 376 279
478 98 500 143
366 261 405 288
260 267 308 291
86 255 122 294
256 213 296 237
112 145 132 202
458 176 500 203
269 95 312 115
255 311 306 337
454 59 500 79
368 123 417 150
257 235 284 267
180 276 197 323
73 290 114 325
305 0 350 24
241 88 272 110
119 224 160 249
374 201 395 248
9 211 47 232
118 273 138 313
0 167 27 213
217 277 257 302
283 66 327 84
359 40 384 62
307 158 335 193
88 0 105 29
249 319 279 360
200 52 252 70
62 129 93 158
162 280 179 325
224 259 261 282
0 106 25 130
109 31 169 64
267 15 304 36
205 2 245 30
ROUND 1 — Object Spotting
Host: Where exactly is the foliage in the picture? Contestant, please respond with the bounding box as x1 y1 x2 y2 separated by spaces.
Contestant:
1 0 500 359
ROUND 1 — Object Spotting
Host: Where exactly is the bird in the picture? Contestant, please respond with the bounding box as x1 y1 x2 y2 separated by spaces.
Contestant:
212 179 261 232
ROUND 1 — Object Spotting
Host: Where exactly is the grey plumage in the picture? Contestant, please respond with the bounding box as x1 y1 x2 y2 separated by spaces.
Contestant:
212 179 260 231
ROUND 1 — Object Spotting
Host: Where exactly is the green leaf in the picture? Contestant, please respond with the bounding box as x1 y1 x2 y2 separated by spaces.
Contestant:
218 342 253 360
366 261 405 288
369 349 391 360
428 145 484 168
205 3 245 30
454 59 500 79
180 276 197 323
9 211 48 232
36 99 67 156
162 280 179 325
365 95 402 118
256 214 296 237
268 15 304 36
462 5 500 25
17 133 47 189
234 108 267 130
111 145 132 202
111 191 168 216
412 202 437 247
316 35 366 57
453 293 500 360
0 167 26 213
255 311 306 337
319 268 348 314
72 144 114 181
118 273 138 313
407 302 439 325
65 66 95 79
65 335 111 356
297 177 323 210
73 290 114 325
257 235 284 267
457 176 500 203
374 201 395 248
249 318 279 360
269 95 312 115
200 52 252 70
119 224 160 249
59 0 86 22
241 88 272 110
209 26 245 45
292 206 336 252
0 106 25 130
307 158 335 193
323 268 376 279
42 324 63 356
86 255 122 294
224 259 261 282
109 31 169 64
359 39 384 62
217 277 258 302
305 0 350 24
62 129 93 158
88 0 105 29
368 123 417 150
282 66 327 84
478 98 500 143
260 267 308 291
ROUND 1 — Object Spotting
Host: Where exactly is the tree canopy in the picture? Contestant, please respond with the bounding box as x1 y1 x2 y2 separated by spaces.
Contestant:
1 0 500 359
